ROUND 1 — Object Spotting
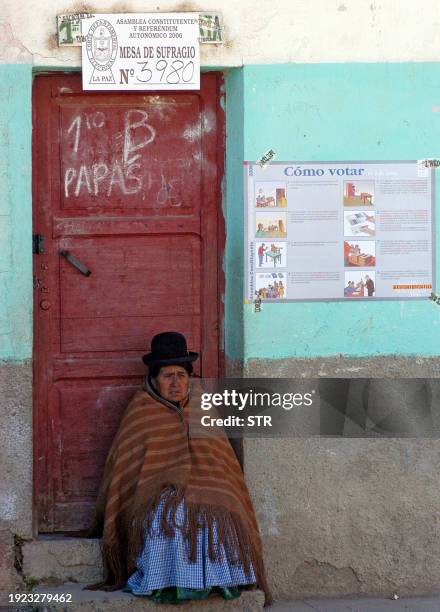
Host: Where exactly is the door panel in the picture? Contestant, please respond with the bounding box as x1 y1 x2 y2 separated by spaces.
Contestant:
33 73 224 532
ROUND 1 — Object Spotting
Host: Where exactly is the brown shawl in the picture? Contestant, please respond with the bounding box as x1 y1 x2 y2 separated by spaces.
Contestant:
84 379 273 606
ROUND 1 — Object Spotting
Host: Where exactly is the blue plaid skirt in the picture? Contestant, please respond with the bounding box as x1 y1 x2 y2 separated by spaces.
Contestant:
126 489 257 595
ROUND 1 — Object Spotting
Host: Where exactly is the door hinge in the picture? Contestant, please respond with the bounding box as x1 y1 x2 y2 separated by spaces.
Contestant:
33 234 45 254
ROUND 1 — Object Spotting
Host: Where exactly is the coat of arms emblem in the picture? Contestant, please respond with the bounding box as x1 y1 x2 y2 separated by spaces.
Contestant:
86 18 118 83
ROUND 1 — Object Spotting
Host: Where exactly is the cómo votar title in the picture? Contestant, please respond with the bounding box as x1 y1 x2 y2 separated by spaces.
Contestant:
284 166 366 177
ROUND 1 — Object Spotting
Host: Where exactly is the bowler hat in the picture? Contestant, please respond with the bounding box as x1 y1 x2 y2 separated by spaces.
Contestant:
142 331 199 366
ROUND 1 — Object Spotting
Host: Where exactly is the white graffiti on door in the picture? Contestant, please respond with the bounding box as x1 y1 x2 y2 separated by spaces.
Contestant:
64 108 156 198
64 160 143 197
123 109 156 166
67 111 106 154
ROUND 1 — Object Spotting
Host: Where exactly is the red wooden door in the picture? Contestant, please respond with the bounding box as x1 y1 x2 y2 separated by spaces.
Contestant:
32 73 224 533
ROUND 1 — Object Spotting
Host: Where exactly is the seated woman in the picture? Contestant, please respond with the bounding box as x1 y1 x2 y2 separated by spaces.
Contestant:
84 332 272 606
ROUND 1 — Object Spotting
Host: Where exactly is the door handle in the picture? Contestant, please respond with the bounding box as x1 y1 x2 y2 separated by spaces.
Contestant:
60 250 92 276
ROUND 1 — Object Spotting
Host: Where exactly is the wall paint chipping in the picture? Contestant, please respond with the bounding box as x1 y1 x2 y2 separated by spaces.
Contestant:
3 1 440 66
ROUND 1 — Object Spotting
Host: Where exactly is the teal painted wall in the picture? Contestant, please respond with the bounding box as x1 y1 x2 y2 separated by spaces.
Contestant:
0 65 32 360
1 62 440 362
224 68 244 362
239 63 440 359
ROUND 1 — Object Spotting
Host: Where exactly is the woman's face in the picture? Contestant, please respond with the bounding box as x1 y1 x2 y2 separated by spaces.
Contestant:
155 365 189 402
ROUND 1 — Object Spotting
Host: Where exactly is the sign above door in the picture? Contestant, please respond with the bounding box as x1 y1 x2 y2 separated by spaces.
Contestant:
80 13 200 91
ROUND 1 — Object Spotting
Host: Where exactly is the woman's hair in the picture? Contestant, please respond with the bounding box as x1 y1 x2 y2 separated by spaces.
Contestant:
149 362 193 379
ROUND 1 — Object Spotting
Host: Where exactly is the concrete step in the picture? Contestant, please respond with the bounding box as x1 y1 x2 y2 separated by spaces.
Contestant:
22 538 102 585
31 582 265 611
22 540 265 610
